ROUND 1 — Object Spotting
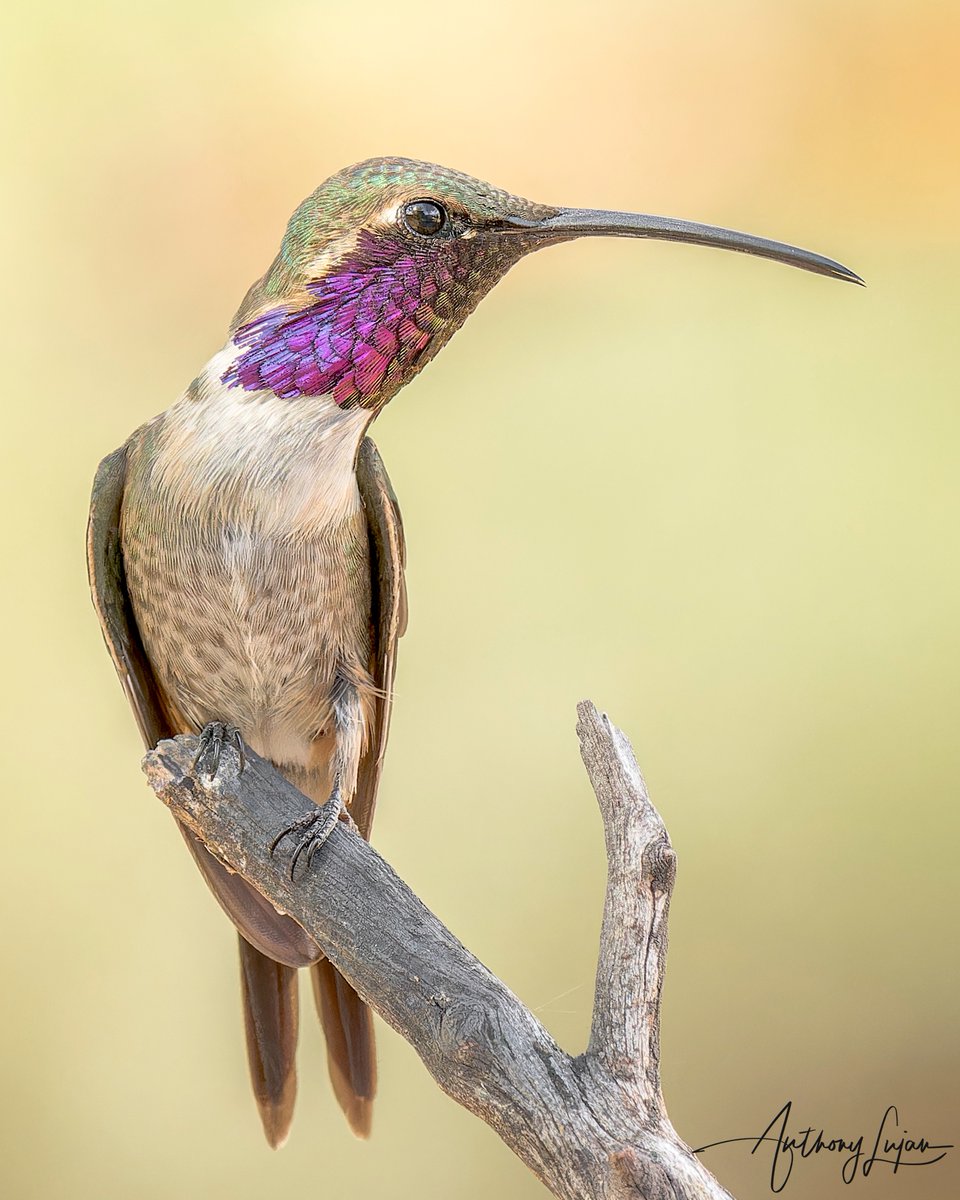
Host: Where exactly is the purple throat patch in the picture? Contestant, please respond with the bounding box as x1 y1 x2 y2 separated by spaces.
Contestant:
222 244 440 407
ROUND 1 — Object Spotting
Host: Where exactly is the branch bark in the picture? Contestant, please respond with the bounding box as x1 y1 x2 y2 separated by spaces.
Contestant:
142 701 733 1200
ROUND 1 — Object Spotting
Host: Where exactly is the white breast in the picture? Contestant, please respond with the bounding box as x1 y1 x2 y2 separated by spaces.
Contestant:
151 344 372 539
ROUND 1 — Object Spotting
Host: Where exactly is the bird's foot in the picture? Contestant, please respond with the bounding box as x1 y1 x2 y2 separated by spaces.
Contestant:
270 789 344 878
193 721 246 779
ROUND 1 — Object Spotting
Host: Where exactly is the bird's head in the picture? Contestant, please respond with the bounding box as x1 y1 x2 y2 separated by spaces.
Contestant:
223 157 860 412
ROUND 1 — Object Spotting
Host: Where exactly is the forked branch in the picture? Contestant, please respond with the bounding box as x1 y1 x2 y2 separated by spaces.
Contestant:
143 701 733 1200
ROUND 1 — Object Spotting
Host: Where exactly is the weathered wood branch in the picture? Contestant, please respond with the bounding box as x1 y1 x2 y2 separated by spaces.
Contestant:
143 701 733 1200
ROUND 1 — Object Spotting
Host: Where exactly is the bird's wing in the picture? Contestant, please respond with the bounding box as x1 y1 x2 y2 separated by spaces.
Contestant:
352 435 407 839
87 443 174 748
87 440 320 967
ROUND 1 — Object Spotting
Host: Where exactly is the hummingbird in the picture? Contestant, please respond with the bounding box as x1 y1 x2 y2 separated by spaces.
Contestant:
87 156 860 1148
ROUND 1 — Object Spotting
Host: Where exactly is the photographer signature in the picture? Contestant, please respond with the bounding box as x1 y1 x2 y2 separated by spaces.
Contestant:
694 1100 952 1191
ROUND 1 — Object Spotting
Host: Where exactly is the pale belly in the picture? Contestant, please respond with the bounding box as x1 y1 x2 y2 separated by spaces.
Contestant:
118 395 375 777
122 512 373 768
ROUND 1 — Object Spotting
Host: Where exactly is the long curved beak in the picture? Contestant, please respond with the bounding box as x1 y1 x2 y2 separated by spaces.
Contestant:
512 207 863 285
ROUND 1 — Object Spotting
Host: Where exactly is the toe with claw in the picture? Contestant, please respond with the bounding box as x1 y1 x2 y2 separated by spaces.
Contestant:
193 721 246 779
270 790 344 878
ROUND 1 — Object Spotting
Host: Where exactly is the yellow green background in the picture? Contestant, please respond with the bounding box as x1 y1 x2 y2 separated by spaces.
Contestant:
2 2 957 1197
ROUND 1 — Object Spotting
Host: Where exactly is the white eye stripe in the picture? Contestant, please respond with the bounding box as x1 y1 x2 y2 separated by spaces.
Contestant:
302 230 362 282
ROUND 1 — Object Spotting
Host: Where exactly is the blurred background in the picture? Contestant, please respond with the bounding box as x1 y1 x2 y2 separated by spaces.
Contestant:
2 1 957 1197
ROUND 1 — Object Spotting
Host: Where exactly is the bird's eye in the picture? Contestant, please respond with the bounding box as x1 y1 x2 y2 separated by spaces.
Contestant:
403 200 447 237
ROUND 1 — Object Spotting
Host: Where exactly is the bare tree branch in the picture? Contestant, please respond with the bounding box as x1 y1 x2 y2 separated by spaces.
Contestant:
142 701 733 1200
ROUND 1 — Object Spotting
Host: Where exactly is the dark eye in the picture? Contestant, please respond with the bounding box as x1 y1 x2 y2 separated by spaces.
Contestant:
403 199 446 237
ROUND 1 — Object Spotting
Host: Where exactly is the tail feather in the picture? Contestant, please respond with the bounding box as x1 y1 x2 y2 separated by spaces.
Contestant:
311 959 376 1138
181 823 322 968
238 935 299 1148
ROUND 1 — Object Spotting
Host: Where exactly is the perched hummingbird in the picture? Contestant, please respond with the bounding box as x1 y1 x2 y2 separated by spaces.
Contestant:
87 156 859 1147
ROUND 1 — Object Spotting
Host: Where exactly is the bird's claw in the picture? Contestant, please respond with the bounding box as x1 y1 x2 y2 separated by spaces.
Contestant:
270 791 344 878
193 722 246 778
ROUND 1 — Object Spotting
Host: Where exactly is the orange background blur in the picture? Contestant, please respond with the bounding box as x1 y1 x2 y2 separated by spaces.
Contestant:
2 2 958 1197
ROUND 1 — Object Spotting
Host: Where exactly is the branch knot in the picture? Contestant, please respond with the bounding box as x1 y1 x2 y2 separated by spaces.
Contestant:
642 840 677 895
